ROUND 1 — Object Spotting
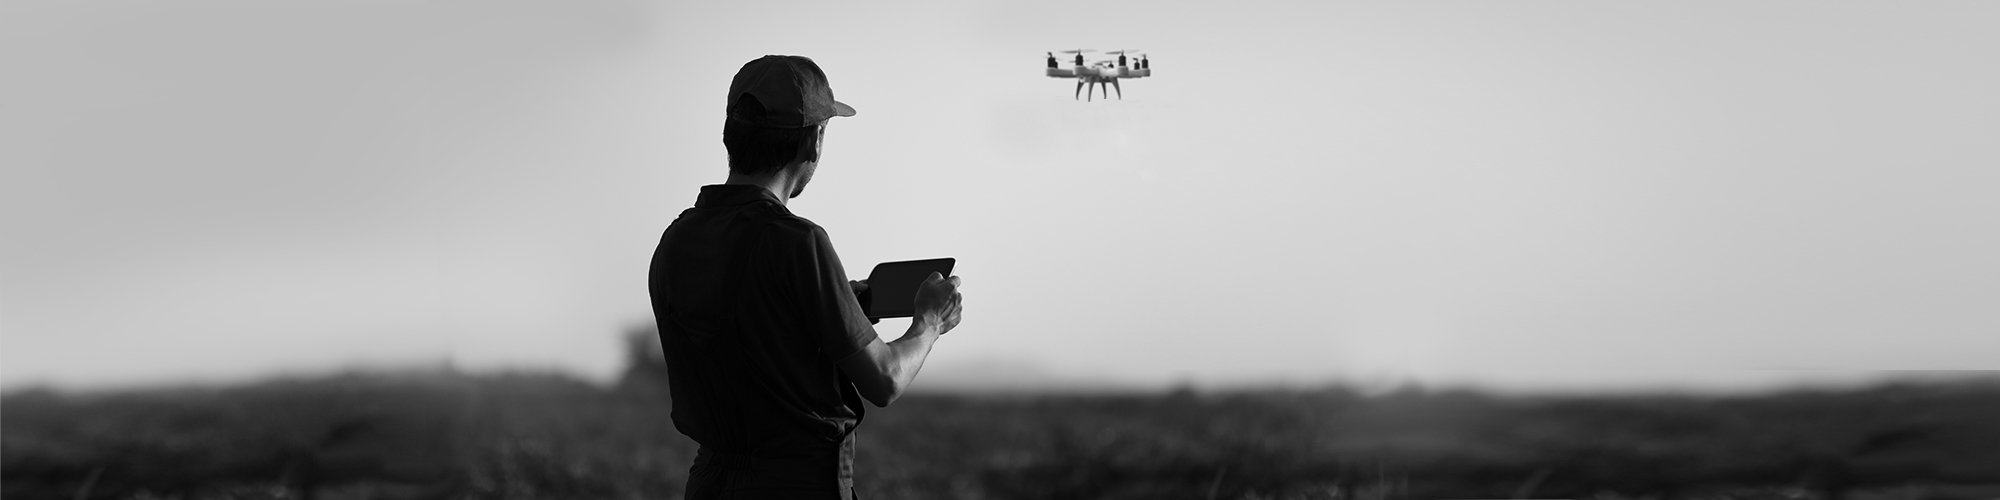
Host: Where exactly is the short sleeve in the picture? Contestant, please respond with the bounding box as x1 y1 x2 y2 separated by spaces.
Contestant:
767 221 880 363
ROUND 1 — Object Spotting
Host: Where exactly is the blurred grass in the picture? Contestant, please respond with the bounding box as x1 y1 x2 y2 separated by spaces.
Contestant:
5 370 1999 500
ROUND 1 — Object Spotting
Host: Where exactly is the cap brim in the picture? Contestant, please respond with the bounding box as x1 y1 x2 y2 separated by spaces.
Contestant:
832 100 856 118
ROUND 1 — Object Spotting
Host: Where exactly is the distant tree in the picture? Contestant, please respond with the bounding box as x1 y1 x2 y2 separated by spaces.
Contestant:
618 323 670 396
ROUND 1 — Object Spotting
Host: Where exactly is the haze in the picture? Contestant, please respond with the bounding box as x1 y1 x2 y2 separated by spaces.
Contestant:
4 0 1996 394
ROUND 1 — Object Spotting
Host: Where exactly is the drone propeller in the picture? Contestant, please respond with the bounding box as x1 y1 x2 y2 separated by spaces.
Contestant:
1057 49 1097 54
1106 49 1143 55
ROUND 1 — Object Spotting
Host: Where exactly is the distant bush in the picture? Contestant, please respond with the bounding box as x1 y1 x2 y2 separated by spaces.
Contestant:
618 323 670 397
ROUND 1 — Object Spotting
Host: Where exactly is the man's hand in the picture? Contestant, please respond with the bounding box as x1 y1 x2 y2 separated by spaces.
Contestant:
913 272 962 335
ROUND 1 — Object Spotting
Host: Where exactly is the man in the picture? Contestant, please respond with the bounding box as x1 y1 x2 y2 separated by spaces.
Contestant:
648 55 966 500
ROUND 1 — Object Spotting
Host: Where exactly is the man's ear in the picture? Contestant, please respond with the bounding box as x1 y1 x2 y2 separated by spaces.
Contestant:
797 123 824 164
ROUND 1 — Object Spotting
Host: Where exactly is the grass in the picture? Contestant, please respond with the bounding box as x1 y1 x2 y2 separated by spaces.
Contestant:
5 370 1998 500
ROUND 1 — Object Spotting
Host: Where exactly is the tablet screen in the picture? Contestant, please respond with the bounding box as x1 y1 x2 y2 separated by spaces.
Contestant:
864 258 955 319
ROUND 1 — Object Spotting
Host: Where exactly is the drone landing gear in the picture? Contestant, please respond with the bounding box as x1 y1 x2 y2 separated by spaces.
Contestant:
1074 80 1121 102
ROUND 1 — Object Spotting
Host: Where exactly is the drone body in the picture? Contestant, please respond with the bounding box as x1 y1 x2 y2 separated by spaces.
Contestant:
1046 49 1150 101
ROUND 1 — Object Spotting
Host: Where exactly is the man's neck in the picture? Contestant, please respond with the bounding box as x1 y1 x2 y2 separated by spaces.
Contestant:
723 172 792 206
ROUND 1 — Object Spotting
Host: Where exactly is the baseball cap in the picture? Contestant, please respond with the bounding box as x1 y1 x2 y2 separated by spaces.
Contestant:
727 55 856 128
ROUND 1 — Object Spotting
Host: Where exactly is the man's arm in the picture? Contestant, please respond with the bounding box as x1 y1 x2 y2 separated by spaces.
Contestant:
838 272 962 407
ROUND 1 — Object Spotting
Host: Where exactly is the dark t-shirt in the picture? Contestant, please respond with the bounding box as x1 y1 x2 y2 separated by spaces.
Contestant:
649 184 881 499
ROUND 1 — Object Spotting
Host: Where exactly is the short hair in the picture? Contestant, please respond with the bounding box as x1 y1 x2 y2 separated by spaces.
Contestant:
723 113 821 177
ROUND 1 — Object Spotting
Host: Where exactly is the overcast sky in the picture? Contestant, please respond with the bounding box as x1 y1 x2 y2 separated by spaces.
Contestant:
4 0 1996 394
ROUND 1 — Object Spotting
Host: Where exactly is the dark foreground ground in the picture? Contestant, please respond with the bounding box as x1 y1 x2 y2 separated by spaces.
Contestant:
5 370 1998 500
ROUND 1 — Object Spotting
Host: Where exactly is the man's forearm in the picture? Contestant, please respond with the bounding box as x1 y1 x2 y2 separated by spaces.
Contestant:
881 322 942 391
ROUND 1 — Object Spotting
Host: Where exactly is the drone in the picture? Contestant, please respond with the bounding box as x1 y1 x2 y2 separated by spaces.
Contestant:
1044 49 1150 101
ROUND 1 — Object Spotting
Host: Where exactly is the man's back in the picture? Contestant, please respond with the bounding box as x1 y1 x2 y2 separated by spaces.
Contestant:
652 185 880 496
649 184 880 497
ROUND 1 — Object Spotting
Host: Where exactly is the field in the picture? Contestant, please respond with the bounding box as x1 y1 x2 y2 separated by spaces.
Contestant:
6 368 1999 500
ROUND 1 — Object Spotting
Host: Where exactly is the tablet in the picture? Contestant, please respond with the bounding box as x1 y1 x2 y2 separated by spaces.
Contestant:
862 258 955 319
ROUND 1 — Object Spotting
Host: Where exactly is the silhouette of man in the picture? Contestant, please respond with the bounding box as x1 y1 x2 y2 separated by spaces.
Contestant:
1046 52 1057 68
650 55 966 500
